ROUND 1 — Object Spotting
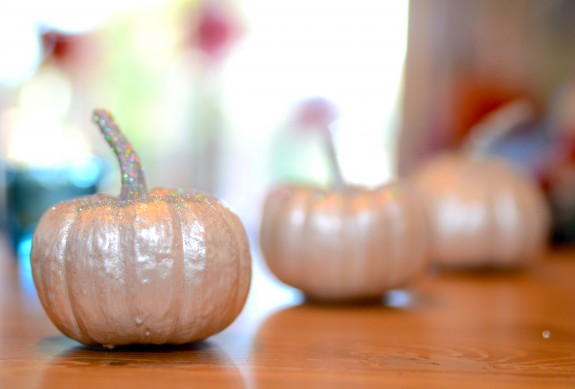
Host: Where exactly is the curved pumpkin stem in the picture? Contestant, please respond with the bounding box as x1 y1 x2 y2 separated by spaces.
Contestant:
464 99 534 156
323 124 345 190
92 109 148 201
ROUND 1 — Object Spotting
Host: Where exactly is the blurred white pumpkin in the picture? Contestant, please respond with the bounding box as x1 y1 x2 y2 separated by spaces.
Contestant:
260 183 428 302
411 100 550 268
259 98 429 302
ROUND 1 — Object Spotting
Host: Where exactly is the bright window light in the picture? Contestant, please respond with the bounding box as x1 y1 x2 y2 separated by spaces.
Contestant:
0 4 41 86
0 0 164 86
223 0 409 186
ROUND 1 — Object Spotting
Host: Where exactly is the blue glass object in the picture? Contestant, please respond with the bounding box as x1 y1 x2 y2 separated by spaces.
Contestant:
17 233 35 296
5 156 103 264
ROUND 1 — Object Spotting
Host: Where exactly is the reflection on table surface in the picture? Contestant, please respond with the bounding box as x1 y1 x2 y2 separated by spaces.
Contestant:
1 234 575 388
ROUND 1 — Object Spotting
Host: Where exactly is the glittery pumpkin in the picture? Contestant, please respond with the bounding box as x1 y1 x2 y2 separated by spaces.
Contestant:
259 183 429 302
31 110 251 348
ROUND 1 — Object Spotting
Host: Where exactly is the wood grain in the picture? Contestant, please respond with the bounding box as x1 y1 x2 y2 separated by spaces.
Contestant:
1 241 575 388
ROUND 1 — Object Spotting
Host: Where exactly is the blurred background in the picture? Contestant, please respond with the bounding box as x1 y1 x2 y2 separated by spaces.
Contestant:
2 0 575 279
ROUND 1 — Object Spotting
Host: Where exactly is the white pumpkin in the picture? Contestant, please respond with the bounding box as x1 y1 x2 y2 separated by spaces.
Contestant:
260 98 429 301
31 109 251 348
411 101 550 268
260 183 429 302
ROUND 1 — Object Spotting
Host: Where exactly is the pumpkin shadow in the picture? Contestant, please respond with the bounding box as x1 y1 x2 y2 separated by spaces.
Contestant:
302 288 434 310
431 264 529 278
36 335 247 388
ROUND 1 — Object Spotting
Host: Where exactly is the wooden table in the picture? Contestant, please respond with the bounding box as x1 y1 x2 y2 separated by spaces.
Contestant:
1 238 574 388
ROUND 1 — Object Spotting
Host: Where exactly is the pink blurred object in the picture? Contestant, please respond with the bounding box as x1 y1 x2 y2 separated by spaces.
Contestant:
40 30 101 80
191 1 243 65
294 97 339 131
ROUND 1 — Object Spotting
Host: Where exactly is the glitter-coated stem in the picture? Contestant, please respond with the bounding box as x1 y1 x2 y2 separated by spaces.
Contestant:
92 109 148 201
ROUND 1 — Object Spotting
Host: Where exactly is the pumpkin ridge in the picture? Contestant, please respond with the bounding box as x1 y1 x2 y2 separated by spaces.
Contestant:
358 190 379 297
165 199 185 343
275 187 298 281
376 189 397 291
393 190 414 284
519 176 540 263
370 190 387 288
130 200 183 344
491 181 510 264
188 199 217 339
264 187 294 285
174 197 209 341
481 165 497 266
32 202 91 344
301 189 319 295
85 203 129 345
214 200 245 324
122 203 141 344
337 193 351 295
62 204 97 345
377 189 398 286
392 190 408 284
404 188 428 282
204 198 239 332
330 193 346 296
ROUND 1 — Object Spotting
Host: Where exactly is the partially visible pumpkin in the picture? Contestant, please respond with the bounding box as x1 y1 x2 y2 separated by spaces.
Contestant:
411 101 550 268
260 183 428 302
31 109 251 348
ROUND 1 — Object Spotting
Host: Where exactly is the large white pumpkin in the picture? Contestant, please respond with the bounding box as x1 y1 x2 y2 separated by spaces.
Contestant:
31 109 251 348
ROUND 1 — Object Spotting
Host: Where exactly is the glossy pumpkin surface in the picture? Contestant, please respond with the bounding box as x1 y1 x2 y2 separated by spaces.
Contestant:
260 184 428 302
31 110 251 348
